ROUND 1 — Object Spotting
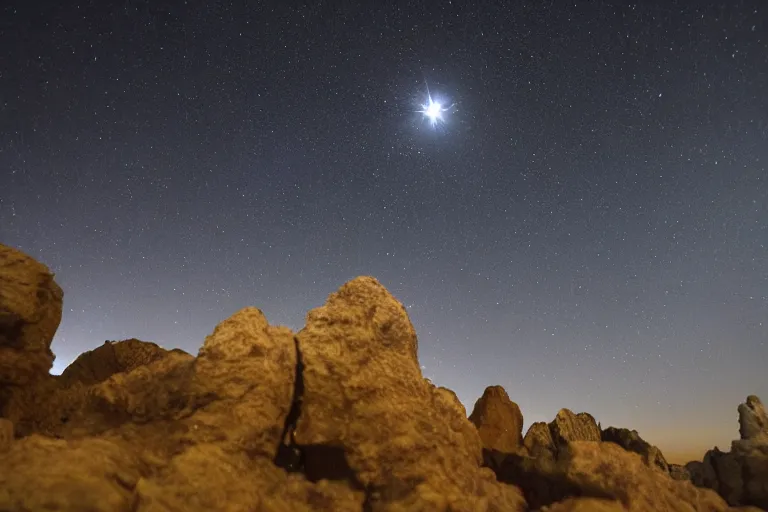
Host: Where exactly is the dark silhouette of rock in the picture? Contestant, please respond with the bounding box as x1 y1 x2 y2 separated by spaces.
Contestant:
686 396 768 509
0 243 62 386
601 426 669 473
669 463 691 481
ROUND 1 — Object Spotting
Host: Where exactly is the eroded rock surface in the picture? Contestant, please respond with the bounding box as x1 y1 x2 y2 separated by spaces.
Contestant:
686 396 768 510
58 338 190 387
601 426 669 473
469 385 524 454
293 276 525 511
0 243 62 386
0 245 762 512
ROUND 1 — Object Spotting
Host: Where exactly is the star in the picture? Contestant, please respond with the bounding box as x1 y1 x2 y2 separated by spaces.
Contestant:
417 80 455 128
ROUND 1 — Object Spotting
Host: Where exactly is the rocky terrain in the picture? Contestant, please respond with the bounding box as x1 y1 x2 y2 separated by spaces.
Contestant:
1 242 766 511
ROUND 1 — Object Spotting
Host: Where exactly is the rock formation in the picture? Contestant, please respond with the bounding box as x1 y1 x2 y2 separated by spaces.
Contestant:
686 396 768 509
601 426 669 473
0 243 763 511
0 244 62 387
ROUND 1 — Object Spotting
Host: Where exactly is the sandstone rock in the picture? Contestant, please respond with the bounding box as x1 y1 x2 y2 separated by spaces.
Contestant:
469 385 524 455
601 426 669 473
0 243 63 386
0 435 142 512
557 441 736 511
58 338 190 387
549 409 601 446
669 463 691 481
495 440 737 511
739 395 768 441
293 276 526 511
686 396 768 510
523 421 557 460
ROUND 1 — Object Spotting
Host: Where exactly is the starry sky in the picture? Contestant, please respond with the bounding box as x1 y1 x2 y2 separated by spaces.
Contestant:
2 1 766 462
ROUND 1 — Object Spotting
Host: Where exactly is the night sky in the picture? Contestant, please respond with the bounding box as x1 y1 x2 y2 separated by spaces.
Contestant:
2 1 766 462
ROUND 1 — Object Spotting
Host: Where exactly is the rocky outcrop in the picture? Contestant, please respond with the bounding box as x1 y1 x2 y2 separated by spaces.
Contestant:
686 396 768 509
601 426 669 473
0 243 62 386
739 395 768 441
0 244 761 512
58 338 190 387
469 385 525 471
669 463 691 481
549 409 601 446
291 277 525 510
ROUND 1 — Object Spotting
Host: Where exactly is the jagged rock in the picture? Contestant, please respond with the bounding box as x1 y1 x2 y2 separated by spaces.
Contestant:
669 463 691 481
687 458 719 489
469 385 524 455
58 338 190 387
0 243 63 386
549 409 601 446
601 426 669 473
739 395 768 441
524 421 557 460
469 385 525 472
293 276 526 511
686 396 768 510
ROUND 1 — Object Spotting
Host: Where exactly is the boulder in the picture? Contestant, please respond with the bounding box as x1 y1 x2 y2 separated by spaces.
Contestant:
738 395 768 441
58 338 190 387
497 440 742 511
669 463 691 481
293 276 525 511
549 409 601 446
469 385 525 471
0 243 63 386
601 426 669 473
686 396 768 509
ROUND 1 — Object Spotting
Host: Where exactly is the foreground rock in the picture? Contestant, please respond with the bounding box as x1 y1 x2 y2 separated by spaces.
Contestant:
0 243 62 387
601 426 669 473
687 395 768 510
0 245 762 511
469 385 525 471
292 277 525 510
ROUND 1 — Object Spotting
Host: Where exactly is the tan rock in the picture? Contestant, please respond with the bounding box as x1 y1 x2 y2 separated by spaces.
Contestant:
59 338 190 387
560 441 735 511
0 243 63 386
549 409 601 446
601 426 669 473
739 395 768 441
469 385 525 454
294 276 526 511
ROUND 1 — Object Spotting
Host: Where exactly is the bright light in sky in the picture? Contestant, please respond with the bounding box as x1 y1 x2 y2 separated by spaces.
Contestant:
417 79 454 128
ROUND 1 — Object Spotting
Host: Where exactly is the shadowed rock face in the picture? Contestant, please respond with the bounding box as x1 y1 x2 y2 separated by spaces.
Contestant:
0 244 759 512
685 395 768 510
0 244 62 387
469 385 525 456
601 426 669 474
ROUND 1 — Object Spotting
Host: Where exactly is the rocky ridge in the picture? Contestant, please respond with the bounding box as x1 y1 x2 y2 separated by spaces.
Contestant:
0 242 765 511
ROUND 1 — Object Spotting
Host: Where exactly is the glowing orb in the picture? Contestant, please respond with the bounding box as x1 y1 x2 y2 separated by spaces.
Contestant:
416 80 454 128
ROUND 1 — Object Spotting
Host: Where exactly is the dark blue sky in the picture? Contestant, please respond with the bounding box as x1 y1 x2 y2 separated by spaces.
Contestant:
2 0 766 461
